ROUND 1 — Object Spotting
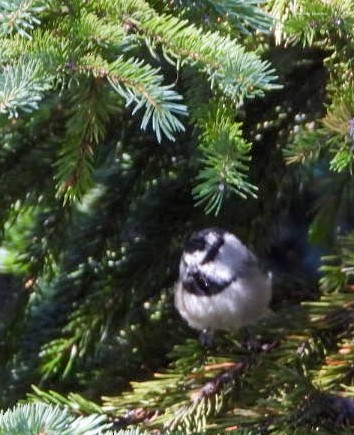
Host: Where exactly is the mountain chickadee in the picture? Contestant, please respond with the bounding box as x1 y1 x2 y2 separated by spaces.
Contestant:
175 228 272 332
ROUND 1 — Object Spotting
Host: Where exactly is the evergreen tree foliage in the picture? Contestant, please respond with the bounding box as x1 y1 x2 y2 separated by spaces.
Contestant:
0 402 109 434
1 0 354 434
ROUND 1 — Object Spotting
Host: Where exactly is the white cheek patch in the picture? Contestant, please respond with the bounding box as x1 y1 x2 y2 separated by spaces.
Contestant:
200 261 233 282
183 251 204 266
206 232 219 245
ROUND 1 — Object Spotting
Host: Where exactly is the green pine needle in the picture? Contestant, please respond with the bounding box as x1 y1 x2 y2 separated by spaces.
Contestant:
193 103 258 215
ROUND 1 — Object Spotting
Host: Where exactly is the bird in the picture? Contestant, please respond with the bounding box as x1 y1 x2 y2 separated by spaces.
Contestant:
174 228 272 335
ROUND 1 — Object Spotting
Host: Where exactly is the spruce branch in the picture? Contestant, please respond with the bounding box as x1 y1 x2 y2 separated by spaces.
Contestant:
320 231 354 294
70 10 126 52
0 60 52 118
283 128 325 165
285 105 354 181
107 56 187 143
284 1 331 47
0 402 110 434
0 0 46 39
169 0 273 34
193 103 258 215
313 339 354 391
102 336 281 433
100 0 280 103
39 285 112 380
29 385 106 417
135 13 280 103
76 54 187 143
200 0 273 34
166 361 248 433
309 173 354 245
322 103 354 173
105 431 150 435
0 29 69 74
284 0 354 50
55 139 95 204
55 78 118 202
267 0 303 44
99 284 354 433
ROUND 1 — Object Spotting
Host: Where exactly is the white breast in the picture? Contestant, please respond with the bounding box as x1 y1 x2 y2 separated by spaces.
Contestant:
174 272 272 332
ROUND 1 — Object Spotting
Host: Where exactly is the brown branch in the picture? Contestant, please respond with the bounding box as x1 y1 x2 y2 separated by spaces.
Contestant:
111 407 159 430
191 339 281 403
191 361 248 402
